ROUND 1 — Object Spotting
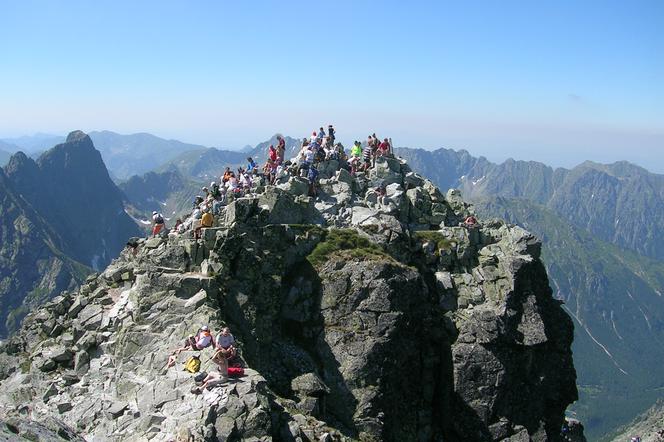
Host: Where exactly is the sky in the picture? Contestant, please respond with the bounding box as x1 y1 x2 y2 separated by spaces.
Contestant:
1 0 663 171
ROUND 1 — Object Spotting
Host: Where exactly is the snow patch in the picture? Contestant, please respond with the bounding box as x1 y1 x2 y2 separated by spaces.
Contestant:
471 176 486 186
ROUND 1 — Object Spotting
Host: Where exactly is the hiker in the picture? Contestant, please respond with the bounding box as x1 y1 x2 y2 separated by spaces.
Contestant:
268 144 278 163
462 215 479 228
152 211 165 237
125 237 140 256
227 173 239 192
328 124 335 146
276 136 286 163
378 138 390 157
247 157 258 174
350 141 362 158
310 131 318 144
170 326 213 359
222 167 232 183
317 126 326 140
263 159 277 184
375 183 387 206
324 138 336 160
307 165 319 198
190 370 228 394
202 208 213 227
239 170 253 190
362 142 373 171
211 327 236 373
210 181 221 198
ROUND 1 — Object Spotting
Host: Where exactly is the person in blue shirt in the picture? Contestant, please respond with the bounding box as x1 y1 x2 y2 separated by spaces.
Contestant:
247 157 257 173
307 165 319 198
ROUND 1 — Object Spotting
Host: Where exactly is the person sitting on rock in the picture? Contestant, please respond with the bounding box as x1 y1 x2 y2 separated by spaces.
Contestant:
169 326 214 362
216 327 237 360
152 211 165 237
194 208 213 239
222 167 232 183
375 183 387 206
210 327 237 373
263 159 277 185
125 237 140 256
227 173 239 193
190 369 228 394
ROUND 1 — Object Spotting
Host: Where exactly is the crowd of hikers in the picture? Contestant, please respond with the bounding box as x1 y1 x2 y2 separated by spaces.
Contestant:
147 124 484 393
149 125 398 239
166 325 242 390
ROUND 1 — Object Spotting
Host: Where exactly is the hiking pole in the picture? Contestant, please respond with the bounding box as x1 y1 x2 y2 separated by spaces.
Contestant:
205 349 223 364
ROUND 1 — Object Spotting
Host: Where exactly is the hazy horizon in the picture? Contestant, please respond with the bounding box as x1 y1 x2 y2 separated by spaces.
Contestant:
2 127 663 175
1 1 662 171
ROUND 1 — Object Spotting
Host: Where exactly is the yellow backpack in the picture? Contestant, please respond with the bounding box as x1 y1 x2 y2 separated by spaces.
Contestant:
183 355 201 373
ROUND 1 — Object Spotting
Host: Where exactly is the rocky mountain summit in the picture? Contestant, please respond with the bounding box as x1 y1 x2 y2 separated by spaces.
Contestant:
0 155 580 441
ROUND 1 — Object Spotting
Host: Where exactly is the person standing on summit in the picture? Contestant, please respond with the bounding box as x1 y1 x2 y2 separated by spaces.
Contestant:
276 136 286 164
268 144 278 163
152 211 165 237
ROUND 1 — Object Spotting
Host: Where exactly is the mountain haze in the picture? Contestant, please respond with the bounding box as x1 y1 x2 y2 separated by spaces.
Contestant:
155 134 301 181
87 131 215 180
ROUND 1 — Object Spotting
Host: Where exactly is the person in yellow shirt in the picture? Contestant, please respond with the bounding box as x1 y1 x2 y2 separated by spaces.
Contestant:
195 209 214 239
201 210 214 227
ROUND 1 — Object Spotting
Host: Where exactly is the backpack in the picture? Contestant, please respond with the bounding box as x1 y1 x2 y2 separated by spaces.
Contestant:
154 214 164 224
227 366 245 377
183 355 201 373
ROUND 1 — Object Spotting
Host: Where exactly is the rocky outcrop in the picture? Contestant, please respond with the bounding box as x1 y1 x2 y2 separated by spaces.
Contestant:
0 155 578 441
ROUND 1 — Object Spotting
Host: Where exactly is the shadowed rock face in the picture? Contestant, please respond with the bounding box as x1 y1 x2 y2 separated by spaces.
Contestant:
0 155 579 441
4 130 141 271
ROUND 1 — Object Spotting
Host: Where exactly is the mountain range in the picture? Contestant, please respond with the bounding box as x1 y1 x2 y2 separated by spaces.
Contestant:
395 147 664 440
1 129 662 439
0 131 141 337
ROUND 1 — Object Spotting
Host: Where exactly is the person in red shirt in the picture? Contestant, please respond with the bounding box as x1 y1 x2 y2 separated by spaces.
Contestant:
378 138 390 157
268 144 278 163
276 136 286 164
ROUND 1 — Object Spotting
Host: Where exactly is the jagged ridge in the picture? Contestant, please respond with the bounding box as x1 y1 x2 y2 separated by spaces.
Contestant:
0 155 579 441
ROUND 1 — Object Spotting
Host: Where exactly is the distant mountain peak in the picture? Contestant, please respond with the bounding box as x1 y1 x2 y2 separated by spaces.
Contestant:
65 130 88 143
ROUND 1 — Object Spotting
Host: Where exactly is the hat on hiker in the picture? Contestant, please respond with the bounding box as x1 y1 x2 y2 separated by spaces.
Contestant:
152 211 157 215
200 325 209 331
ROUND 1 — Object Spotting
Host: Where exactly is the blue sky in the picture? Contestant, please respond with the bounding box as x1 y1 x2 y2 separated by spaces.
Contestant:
1 0 662 170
